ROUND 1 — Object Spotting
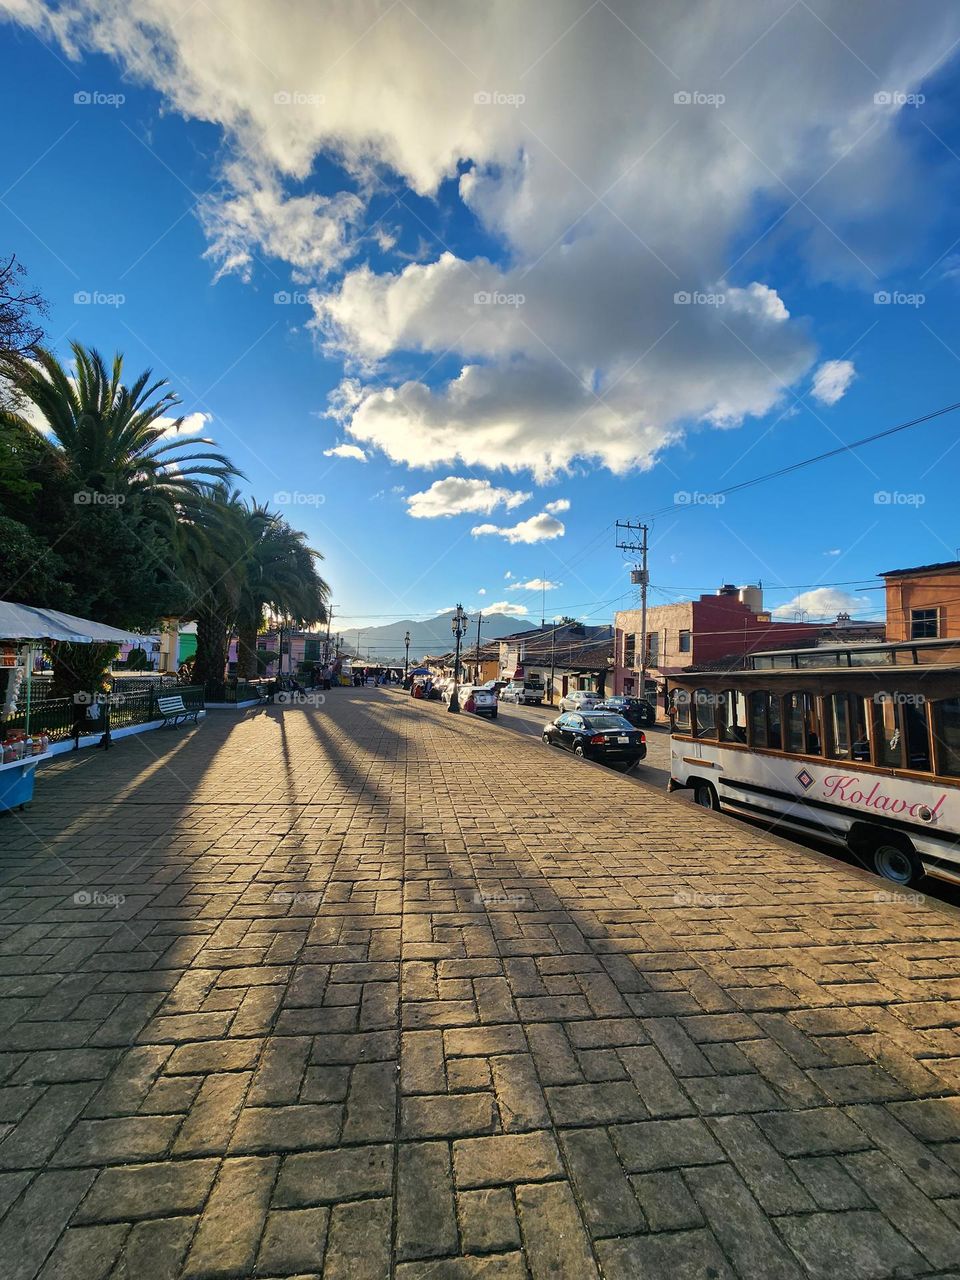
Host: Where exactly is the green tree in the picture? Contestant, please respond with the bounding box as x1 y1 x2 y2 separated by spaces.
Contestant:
181 491 329 692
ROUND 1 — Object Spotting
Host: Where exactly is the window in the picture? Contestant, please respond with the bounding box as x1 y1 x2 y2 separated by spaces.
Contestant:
767 694 782 749
850 696 870 761
678 630 691 653
749 691 768 747
624 633 636 668
671 688 691 731
874 696 902 768
902 698 931 772
934 698 960 777
693 689 716 739
719 690 747 743
911 609 939 640
784 693 819 754
646 632 660 666
825 693 851 758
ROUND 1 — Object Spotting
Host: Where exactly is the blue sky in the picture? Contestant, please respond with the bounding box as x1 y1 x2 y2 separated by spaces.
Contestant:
3 1 960 639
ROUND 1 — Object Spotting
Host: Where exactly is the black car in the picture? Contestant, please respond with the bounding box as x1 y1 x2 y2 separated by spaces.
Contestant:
542 711 647 767
594 696 656 727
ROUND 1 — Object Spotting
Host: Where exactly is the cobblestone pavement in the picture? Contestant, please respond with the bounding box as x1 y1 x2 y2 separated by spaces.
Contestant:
3 689 960 1278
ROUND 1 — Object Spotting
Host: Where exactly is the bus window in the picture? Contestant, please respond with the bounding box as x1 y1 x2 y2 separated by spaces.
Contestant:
903 698 931 772
803 694 821 754
875 697 903 768
784 693 820 754
825 692 850 758
851 695 870 762
671 689 691 731
719 690 747 742
785 693 804 753
933 697 960 777
768 694 782 750
694 689 716 739
749 692 767 747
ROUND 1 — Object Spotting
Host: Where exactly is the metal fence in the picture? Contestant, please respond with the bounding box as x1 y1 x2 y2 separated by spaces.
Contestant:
4 685 206 743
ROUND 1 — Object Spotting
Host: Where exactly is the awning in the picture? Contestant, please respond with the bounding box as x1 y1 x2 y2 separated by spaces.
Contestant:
0 602 156 646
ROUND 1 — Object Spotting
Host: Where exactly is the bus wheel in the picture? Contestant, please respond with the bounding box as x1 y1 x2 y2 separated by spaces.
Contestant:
693 781 719 811
871 837 922 886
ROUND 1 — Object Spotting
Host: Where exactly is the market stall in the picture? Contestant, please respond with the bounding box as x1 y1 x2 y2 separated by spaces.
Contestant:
0 602 155 813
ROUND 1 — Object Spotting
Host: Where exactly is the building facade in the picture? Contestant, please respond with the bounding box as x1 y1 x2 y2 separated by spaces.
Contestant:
613 586 823 713
881 560 960 642
499 623 613 704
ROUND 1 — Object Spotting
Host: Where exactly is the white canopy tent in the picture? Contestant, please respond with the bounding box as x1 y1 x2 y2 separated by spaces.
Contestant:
0 602 154 647
0 601 160 732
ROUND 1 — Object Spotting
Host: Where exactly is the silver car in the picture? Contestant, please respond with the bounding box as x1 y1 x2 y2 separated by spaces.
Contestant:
558 689 599 713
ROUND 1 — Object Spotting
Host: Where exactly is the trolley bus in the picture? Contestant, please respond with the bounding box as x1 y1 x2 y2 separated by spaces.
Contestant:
668 639 960 886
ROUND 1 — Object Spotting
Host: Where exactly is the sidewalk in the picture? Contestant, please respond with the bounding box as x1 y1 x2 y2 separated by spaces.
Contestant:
2 687 960 1278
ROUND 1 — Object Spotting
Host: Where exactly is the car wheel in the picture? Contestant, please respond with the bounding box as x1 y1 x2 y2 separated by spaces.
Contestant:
542 732 551 745
693 781 720 811
870 836 922 886
574 744 585 758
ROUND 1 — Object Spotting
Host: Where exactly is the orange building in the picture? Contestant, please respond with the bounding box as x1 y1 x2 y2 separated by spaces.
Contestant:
881 560 960 642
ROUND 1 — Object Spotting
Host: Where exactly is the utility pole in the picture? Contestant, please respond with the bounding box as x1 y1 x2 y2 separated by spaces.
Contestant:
550 623 556 706
324 605 333 665
615 521 649 698
475 611 482 683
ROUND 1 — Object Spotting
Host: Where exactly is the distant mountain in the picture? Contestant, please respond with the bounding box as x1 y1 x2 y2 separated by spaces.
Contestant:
346 611 534 660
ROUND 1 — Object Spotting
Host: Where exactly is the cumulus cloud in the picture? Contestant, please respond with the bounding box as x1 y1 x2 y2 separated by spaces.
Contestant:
509 578 560 591
477 588 486 595
156 411 210 437
471 512 565 544
544 499 570 515
11 1 957 477
483 600 531 618
811 359 856 406
405 475 531 519
323 443 367 460
773 588 870 620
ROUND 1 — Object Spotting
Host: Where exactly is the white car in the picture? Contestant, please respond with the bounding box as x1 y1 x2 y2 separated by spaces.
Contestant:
458 684 498 718
558 689 599 713
499 680 544 705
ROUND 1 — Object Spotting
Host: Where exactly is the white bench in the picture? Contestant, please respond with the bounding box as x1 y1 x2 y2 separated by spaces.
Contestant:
156 695 201 727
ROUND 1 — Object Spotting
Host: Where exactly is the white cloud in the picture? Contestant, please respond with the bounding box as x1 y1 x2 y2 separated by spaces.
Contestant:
483 600 531 618
811 359 856 406
824 548 842 556
477 588 486 596
13 2 957 478
772 587 870 620
509 578 560 591
406 475 531 519
504 571 513 580
471 512 565 544
323 443 367 460
156 411 210 437
544 499 570 515
201 168 364 283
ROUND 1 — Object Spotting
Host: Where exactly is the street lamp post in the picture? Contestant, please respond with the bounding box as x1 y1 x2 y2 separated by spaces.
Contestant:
448 604 467 713
404 630 411 679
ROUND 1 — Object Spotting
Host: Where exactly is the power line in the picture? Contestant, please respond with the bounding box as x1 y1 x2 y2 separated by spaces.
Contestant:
640 399 960 520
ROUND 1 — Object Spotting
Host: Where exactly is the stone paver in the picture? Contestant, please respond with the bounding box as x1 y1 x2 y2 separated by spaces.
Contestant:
2 687 960 1276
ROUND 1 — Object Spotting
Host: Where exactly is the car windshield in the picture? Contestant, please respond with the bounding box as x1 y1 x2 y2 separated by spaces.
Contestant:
583 714 634 731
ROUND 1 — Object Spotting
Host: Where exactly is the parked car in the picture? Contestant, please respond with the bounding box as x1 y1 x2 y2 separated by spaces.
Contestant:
558 689 599 713
594 695 656 727
460 684 498 718
542 711 646 767
500 680 544 705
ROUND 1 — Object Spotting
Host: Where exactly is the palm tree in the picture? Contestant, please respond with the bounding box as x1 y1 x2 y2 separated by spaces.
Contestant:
236 504 329 678
0 342 236 514
182 491 329 692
